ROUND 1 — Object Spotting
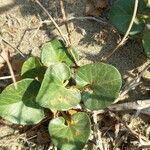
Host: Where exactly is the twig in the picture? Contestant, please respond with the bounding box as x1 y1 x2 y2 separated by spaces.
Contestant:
110 110 150 149
102 0 139 61
96 101 149 149
59 0 72 46
35 0 68 45
30 22 43 41
35 0 79 66
67 16 108 25
113 132 129 150
125 118 150 143
29 15 107 41
0 75 19 80
42 16 107 24
59 0 79 66
93 112 104 150
109 99 150 115
0 50 17 89
114 62 150 103
1 37 25 58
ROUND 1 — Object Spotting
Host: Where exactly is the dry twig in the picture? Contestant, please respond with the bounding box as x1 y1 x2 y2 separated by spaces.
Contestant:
93 112 104 150
35 0 68 45
1 37 25 58
67 16 107 24
109 99 150 115
114 62 150 103
35 0 78 66
0 75 19 80
59 0 72 46
0 49 17 89
29 15 107 42
110 111 150 149
102 0 139 61
59 0 79 66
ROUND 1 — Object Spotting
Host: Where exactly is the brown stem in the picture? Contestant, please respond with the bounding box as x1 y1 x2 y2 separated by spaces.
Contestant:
102 0 139 62
35 0 68 45
59 0 72 47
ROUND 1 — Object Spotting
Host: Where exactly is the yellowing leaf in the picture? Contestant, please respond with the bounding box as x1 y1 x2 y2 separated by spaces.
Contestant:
49 112 91 150
36 63 81 111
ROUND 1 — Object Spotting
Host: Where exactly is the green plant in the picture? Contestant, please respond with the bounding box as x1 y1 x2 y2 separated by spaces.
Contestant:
0 39 122 149
110 0 150 59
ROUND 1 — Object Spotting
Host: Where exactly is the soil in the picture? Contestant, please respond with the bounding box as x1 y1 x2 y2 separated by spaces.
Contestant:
0 0 149 150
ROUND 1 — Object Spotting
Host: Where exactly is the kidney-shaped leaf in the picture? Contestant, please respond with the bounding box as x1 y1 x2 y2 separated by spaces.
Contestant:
21 57 46 80
0 79 44 125
142 32 150 59
110 0 146 35
48 112 91 150
75 63 122 110
41 39 75 67
36 63 81 111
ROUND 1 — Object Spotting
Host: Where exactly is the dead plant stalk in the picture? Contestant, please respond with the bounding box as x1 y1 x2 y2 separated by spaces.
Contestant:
1 37 25 58
0 50 17 89
35 0 78 66
59 0 72 46
102 0 139 61
35 0 68 45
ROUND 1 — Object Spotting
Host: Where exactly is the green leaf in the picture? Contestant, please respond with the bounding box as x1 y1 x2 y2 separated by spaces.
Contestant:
21 57 46 80
110 0 146 35
21 57 41 74
48 112 91 150
0 79 44 125
75 63 122 110
143 32 150 59
41 39 75 67
36 63 81 111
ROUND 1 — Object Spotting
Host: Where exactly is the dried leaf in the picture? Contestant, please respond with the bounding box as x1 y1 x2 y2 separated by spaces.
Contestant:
68 109 79 116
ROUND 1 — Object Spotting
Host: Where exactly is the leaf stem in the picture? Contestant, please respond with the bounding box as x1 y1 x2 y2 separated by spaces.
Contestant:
102 0 139 61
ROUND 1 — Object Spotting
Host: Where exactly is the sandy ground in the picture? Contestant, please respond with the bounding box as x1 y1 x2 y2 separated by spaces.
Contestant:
0 0 149 149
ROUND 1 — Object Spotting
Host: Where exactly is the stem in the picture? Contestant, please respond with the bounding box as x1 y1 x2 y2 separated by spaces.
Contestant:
0 51 17 89
1 37 25 58
59 0 72 46
102 0 139 61
59 0 79 67
35 0 68 45
35 0 79 67
0 75 19 80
